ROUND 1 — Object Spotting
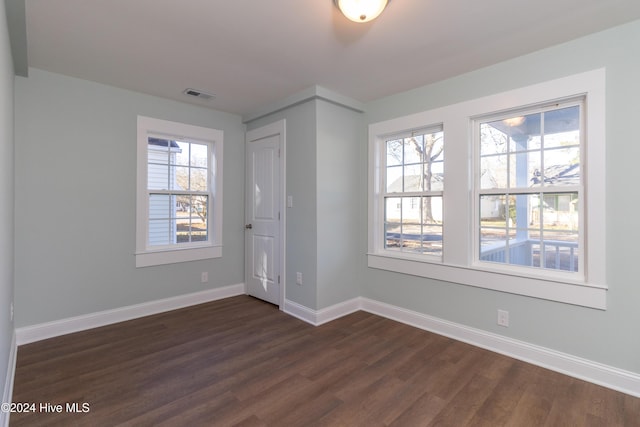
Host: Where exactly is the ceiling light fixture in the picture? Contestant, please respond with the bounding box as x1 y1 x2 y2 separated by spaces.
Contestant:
334 0 389 23
503 116 526 127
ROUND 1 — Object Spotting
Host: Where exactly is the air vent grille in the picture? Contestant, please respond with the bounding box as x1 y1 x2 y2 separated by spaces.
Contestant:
183 88 216 100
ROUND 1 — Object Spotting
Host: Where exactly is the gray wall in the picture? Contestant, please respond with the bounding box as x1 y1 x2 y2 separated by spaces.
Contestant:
14 68 246 327
316 100 362 309
246 97 363 310
0 0 14 403
362 20 640 374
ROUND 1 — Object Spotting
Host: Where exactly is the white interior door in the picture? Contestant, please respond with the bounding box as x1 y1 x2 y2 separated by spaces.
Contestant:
245 122 283 306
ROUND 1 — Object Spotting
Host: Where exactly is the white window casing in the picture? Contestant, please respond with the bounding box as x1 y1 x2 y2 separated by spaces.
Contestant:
368 69 606 309
136 116 223 267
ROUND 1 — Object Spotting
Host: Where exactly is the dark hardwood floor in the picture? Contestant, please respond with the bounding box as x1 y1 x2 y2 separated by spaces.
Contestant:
10 295 640 426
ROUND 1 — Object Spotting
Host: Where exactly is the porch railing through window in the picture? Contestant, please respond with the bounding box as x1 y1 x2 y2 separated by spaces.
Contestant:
480 239 578 272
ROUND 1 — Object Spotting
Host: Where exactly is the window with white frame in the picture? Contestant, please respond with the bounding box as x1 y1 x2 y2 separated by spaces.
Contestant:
383 126 444 258
368 69 607 309
476 101 582 274
136 116 223 267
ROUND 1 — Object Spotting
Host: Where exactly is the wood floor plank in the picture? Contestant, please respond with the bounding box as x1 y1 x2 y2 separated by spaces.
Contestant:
9 295 640 426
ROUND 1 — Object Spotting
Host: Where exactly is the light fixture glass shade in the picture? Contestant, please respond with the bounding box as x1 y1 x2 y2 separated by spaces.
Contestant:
503 116 526 127
335 0 389 23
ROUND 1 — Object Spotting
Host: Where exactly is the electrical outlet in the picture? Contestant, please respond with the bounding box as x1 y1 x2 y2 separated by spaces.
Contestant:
296 272 302 285
497 309 509 327
201 272 209 283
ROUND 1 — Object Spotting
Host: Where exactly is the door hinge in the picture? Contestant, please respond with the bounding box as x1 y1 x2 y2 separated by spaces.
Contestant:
278 211 281 220
278 275 280 284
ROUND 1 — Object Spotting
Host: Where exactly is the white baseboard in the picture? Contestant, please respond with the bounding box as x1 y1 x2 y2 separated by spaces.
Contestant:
359 297 640 398
1 331 16 427
283 297 360 326
16 283 245 345
284 296 640 398
282 299 317 325
11 289 640 399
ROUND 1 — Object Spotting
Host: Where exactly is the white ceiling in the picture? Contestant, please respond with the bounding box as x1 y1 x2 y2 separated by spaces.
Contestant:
24 0 640 116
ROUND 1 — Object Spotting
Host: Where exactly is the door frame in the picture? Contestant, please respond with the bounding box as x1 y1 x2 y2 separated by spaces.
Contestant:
245 119 286 308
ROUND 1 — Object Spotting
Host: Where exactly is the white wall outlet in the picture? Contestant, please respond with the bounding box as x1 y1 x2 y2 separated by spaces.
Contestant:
201 272 209 283
497 309 509 327
287 195 293 208
296 272 302 285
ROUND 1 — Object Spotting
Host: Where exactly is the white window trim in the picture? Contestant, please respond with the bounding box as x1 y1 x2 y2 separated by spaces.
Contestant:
368 69 607 309
381 125 444 261
136 116 223 267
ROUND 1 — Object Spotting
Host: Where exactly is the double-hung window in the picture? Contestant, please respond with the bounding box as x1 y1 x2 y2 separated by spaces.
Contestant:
383 126 444 258
136 116 223 267
368 69 606 309
476 101 583 275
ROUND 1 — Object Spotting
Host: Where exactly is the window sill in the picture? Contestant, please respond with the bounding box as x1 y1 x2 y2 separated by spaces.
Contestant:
367 253 607 309
136 245 222 268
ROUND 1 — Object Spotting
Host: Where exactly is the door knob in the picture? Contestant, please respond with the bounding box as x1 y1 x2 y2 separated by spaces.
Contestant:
245 224 253 229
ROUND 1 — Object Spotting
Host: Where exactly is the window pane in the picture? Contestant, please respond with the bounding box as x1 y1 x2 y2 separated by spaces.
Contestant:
429 160 444 191
176 195 190 215
541 232 579 272
192 195 208 223
176 218 191 243
172 166 189 191
422 225 443 256
480 227 515 263
542 147 580 186
384 222 401 250
147 138 170 164
480 123 509 155
507 229 535 268
386 139 403 166
149 194 172 219
149 219 174 246
174 195 209 244
541 192 579 232
147 163 169 190
480 194 506 223
385 197 401 223
543 106 580 148
403 164 423 192
402 197 421 223
401 224 422 253
480 155 508 189
175 141 190 166
423 196 442 224
190 168 208 191
404 135 423 164
425 130 444 189
386 166 403 193
190 143 208 167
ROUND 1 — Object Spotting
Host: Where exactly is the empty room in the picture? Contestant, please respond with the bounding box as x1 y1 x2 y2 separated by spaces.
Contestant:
1 0 640 425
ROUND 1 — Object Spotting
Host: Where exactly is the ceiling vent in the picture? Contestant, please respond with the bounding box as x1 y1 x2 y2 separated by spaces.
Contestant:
183 88 216 100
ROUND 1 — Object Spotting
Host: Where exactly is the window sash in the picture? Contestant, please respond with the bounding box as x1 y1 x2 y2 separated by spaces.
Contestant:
473 99 584 277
